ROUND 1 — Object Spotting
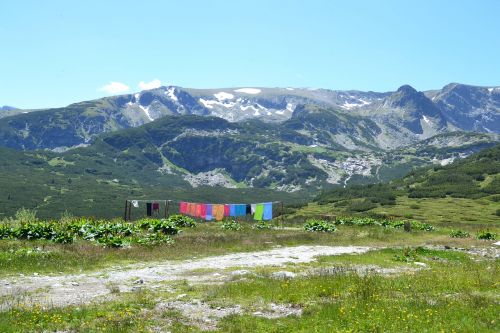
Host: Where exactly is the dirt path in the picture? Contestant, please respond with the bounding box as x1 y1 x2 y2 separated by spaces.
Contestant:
0 245 369 310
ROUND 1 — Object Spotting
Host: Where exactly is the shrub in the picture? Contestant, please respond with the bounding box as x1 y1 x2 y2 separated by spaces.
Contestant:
97 235 127 248
14 208 38 224
304 219 336 232
450 230 470 238
476 231 496 240
347 199 377 212
167 215 196 228
136 233 174 246
393 248 418 262
13 222 56 240
221 220 243 231
149 219 181 235
410 221 435 231
52 231 75 244
0 224 12 239
495 209 500 217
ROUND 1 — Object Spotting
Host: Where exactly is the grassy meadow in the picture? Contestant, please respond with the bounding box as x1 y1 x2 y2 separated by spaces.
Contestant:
0 200 498 332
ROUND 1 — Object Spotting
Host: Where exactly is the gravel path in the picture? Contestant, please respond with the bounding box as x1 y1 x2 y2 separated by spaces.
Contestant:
0 245 369 310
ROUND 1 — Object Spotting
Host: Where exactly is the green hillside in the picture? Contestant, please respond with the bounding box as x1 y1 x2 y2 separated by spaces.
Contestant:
294 144 500 229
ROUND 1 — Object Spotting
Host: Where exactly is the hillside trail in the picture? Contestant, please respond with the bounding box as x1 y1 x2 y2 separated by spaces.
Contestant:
0 245 370 310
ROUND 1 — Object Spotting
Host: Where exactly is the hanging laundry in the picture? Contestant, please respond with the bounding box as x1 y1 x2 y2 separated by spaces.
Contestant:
200 204 207 219
132 200 139 208
254 203 264 221
205 204 213 221
212 204 225 221
263 202 273 220
224 204 230 217
146 202 152 217
152 202 160 211
235 204 246 216
251 204 256 214
195 204 202 218
179 202 187 214
188 202 195 217
246 204 251 215
229 204 236 217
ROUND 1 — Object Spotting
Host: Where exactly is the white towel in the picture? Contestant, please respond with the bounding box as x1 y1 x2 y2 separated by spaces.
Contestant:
132 200 139 208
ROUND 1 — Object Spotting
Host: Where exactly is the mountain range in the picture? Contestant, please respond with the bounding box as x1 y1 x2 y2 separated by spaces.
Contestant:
0 82 498 217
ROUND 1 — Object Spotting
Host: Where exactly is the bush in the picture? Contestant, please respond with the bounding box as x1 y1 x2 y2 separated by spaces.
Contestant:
476 231 496 240
221 220 242 231
304 219 336 232
13 208 38 224
167 215 196 228
0 224 12 239
136 232 173 246
347 199 377 212
149 219 181 235
450 230 470 238
410 221 435 231
393 248 418 262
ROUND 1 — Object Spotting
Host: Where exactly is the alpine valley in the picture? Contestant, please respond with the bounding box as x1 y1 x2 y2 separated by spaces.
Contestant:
0 83 499 218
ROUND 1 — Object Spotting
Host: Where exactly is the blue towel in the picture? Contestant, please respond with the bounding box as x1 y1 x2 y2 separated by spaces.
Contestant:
205 204 212 221
235 204 246 216
263 202 273 220
229 204 236 217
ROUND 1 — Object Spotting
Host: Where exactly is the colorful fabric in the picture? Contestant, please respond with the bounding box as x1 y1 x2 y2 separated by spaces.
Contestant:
254 203 264 220
200 204 207 219
251 204 256 214
229 204 236 217
179 202 187 214
224 204 230 216
212 204 225 221
235 204 246 216
188 203 196 217
152 202 160 211
205 204 212 221
263 202 273 220
195 204 202 218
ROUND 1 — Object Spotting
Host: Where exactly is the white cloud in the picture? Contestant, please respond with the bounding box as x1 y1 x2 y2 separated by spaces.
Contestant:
99 81 130 94
139 79 162 90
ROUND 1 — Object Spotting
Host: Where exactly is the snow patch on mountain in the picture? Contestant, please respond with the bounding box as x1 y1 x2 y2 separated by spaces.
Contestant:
214 92 234 101
341 99 372 110
422 115 431 124
166 87 178 102
139 105 153 121
234 88 261 94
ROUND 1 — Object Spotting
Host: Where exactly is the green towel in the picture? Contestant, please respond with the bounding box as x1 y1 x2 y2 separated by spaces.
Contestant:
254 203 264 220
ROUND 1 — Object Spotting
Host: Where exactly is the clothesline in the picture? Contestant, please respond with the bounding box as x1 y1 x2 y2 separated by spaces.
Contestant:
126 199 283 205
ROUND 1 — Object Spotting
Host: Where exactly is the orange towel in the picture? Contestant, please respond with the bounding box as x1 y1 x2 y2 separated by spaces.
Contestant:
212 204 225 221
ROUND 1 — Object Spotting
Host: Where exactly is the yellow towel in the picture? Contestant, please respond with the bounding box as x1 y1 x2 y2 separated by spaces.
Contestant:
212 204 225 221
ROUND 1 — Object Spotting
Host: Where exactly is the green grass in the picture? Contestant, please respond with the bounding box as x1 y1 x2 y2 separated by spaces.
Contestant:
291 195 500 232
0 249 497 332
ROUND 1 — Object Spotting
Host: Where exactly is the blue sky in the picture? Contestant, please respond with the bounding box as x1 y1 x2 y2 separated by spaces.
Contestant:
1 0 499 109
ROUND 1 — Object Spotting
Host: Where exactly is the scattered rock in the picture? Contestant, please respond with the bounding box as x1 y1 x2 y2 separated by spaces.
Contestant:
414 262 427 267
133 279 144 285
230 270 251 276
271 271 296 280
70 282 79 286
176 294 187 300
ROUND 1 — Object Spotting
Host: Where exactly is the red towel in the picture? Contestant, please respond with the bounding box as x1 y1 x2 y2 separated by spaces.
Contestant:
152 202 160 211
195 204 202 218
179 202 187 214
224 204 230 216
200 204 207 219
